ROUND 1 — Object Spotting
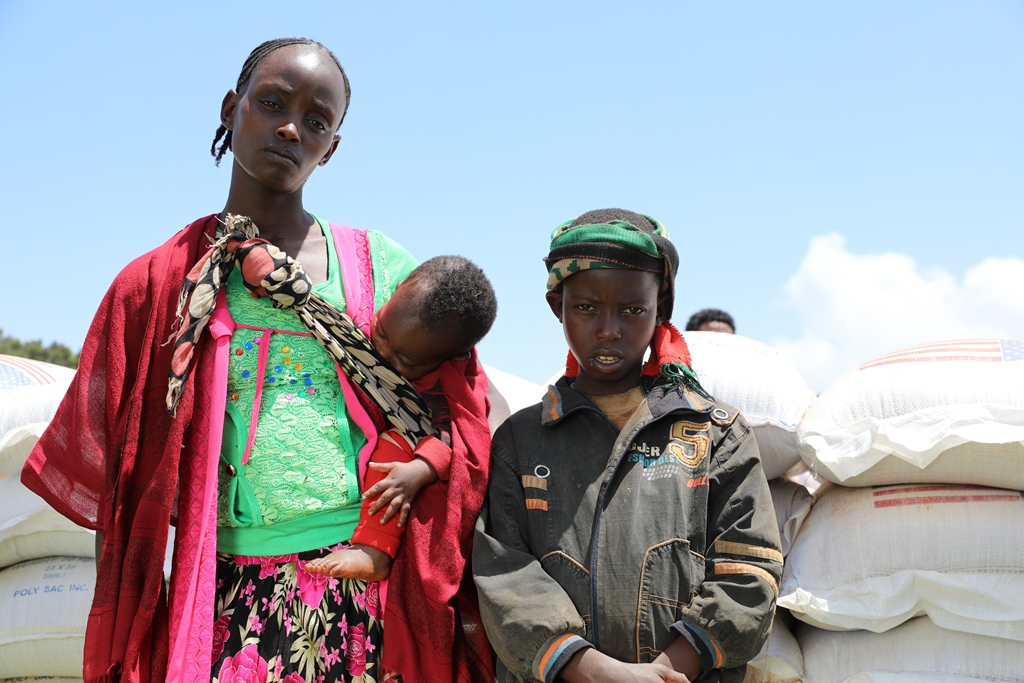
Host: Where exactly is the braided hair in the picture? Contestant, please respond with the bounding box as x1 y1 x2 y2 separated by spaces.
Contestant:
410 256 498 353
211 38 352 166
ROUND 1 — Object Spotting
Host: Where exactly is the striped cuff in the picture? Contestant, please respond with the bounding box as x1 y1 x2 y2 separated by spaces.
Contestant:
672 621 719 674
535 634 592 683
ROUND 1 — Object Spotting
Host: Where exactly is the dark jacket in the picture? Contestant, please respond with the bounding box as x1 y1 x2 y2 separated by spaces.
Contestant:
473 378 783 683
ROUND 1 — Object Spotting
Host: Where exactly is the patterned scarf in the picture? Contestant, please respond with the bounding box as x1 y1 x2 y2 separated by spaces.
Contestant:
167 214 432 442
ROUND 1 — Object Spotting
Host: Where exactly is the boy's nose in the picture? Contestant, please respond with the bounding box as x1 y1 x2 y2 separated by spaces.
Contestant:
596 314 621 340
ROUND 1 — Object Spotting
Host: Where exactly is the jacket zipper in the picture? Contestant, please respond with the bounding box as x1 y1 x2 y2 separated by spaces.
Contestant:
588 413 650 651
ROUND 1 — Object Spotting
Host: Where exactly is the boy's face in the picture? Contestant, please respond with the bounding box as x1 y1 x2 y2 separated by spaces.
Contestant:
547 268 666 397
372 277 464 381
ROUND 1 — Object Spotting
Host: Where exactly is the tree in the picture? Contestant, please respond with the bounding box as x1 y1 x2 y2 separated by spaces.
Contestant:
0 329 80 368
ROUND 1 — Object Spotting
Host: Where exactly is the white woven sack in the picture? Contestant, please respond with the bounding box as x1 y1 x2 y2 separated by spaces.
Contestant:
797 617 1024 683
483 364 543 434
684 332 817 479
744 611 804 683
0 380 73 446
0 424 48 476
839 675 1008 683
767 477 813 558
0 475 94 570
779 483 1024 640
798 339 1024 487
0 556 93 678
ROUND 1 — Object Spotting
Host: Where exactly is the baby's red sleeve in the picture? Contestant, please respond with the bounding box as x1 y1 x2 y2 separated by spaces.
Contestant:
351 432 414 557
414 435 452 482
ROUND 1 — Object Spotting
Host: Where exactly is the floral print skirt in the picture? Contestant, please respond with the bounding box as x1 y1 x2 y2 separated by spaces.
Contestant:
212 543 396 683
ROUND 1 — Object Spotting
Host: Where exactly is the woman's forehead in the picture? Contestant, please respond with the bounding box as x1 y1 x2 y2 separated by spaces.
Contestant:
248 44 347 107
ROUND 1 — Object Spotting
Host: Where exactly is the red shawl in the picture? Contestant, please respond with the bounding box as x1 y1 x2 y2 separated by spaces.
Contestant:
21 216 218 683
382 353 496 683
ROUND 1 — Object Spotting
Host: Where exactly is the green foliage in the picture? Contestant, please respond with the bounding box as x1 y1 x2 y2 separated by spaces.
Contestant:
0 328 80 369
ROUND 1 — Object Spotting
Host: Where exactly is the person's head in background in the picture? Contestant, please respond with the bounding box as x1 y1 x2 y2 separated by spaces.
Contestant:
685 308 735 334
372 256 498 381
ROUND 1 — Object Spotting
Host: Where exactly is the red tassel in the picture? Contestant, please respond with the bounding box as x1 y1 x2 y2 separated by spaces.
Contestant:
643 323 691 376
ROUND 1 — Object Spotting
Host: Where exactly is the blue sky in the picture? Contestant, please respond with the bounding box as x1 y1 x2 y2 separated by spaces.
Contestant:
2 1 1022 391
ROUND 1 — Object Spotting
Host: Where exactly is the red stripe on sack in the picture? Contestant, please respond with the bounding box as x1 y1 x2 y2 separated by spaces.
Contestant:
859 339 1003 370
874 494 1022 508
864 356 999 370
874 484 990 497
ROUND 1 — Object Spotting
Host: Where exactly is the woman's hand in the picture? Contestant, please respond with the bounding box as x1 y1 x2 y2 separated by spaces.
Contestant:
364 457 438 526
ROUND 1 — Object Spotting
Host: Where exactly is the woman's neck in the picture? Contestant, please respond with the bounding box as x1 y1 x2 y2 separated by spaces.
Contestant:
221 175 329 284
222 164 315 241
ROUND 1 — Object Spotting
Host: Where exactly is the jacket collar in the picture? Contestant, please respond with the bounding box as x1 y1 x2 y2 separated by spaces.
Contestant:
540 376 714 427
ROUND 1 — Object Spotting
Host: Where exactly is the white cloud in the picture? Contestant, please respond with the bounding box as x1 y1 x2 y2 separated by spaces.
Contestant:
772 233 1024 391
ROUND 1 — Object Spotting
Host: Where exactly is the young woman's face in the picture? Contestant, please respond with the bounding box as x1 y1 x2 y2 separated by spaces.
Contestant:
221 44 348 194
547 268 665 397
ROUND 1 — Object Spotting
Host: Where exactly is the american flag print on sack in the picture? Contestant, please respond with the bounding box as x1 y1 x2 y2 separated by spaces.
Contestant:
0 354 74 394
859 338 1024 371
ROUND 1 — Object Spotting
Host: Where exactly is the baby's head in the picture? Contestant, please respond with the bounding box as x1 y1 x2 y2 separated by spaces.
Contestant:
372 256 497 381
544 208 679 396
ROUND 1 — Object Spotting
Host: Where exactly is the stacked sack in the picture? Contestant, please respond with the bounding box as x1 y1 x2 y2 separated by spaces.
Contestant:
683 332 817 683
780 339 1024 683
0 355 93 682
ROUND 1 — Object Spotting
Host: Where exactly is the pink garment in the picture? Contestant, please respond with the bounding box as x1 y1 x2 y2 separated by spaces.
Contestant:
166 223 379 683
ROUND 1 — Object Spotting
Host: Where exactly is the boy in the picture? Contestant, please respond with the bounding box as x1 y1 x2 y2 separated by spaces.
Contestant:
473 209 783 683
307 254 498 581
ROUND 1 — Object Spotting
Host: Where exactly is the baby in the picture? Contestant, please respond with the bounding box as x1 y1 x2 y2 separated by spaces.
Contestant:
306 255 497 580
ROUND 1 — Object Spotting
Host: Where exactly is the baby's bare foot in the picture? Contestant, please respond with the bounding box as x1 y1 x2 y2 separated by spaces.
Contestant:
305 545 392 581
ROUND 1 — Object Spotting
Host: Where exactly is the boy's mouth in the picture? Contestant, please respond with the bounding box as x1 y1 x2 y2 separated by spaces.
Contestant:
590 353 623 369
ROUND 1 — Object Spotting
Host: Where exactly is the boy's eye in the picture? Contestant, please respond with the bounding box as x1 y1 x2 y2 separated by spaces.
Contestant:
575 304 595 312
308 118 327 131
260 99 282 110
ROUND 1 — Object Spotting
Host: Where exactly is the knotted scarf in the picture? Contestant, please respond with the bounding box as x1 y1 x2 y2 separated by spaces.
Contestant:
167 214 432 442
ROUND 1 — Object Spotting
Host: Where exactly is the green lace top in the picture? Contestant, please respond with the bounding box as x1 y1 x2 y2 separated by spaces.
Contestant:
215 217 418 555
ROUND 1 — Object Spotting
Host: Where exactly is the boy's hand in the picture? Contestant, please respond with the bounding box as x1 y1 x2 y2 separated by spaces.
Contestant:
364 457 438 527
561 649 689 683
652 636 702 681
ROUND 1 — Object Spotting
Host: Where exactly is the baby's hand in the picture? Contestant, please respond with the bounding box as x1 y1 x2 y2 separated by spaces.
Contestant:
364 458 438 527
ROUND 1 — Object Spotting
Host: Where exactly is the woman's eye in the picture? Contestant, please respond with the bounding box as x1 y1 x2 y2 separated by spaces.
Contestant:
575 304 594 312
625 307 645 315
261 100 281 110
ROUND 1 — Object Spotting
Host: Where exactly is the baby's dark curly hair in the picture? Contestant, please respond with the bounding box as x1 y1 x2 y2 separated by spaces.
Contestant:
409 256 498 353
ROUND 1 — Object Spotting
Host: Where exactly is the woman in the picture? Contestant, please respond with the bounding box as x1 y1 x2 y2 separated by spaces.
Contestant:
23 38 421 683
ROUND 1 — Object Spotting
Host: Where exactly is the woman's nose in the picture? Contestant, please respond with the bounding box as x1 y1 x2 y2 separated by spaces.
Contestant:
276 121 300 143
